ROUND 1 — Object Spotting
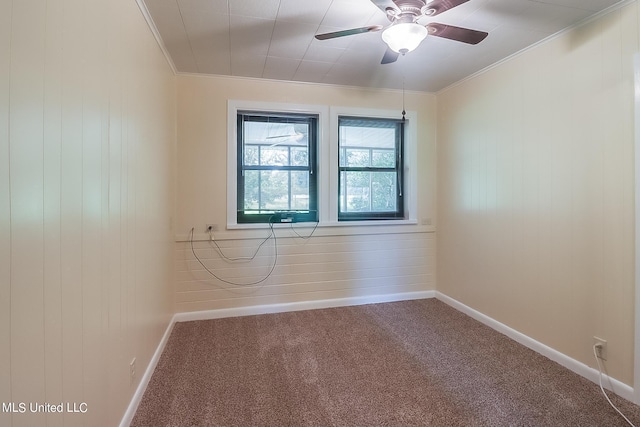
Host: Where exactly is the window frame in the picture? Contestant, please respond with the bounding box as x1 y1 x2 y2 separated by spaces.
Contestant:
228 101 329 228
337 116 405 221
236 111 319 224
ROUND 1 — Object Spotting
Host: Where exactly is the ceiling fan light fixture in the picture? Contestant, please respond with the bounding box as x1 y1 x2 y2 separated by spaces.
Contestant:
382 22 428 54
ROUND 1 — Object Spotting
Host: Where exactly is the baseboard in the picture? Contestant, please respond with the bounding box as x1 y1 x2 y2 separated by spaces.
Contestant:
435 292 635 402
119 316 176 427
174 290 437 322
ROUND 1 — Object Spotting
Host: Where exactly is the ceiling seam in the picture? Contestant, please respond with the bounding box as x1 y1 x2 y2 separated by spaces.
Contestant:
293 0 338 82
263 1 284 79
175 0 198 73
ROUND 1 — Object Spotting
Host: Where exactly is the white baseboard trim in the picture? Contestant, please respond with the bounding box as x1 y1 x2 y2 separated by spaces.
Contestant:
435 291 635 402
119 316 177 427
174 290 436 322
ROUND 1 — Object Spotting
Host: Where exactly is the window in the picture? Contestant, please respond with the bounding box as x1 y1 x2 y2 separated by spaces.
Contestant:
338 117 404 221
236 111 318 223
229 101 417 229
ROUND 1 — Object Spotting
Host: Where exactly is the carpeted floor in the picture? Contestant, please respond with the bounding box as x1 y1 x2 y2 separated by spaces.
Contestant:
131 299 640 426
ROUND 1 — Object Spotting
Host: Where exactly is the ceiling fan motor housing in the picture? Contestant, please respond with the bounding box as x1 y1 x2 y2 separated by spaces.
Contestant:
392 0 429 16
387 1 437 23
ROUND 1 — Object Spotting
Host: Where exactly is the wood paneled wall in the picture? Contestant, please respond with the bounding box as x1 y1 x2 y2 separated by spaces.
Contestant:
174 74 437 313
176 231 434 312
0 0 175 426
437 2 638 386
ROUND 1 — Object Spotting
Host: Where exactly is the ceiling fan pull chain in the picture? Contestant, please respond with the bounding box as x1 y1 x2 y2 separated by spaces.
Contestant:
402 77 406 122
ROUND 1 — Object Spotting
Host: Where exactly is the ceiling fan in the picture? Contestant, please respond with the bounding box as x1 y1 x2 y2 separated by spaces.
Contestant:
315 0 488 64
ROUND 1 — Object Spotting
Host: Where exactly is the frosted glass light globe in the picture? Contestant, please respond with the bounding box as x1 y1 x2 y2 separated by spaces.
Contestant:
382 23 428 54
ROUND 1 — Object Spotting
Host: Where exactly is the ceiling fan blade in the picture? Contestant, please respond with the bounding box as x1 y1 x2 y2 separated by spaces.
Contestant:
381 48 399 64
315 25 383 40
426 23 488 45
422 0 470 17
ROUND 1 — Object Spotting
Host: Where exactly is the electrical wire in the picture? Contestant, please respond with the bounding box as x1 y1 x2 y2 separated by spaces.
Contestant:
208 228 273 262
289 220 319 239
190 216 317 286
592 344 636 427
189 224 277 287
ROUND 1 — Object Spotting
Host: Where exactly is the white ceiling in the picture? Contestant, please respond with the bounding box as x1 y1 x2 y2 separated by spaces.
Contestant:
143 0 626 92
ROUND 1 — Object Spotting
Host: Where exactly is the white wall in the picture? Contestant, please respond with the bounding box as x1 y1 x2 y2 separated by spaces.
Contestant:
174 74 436 312
437 3 638 386
0 0 176 426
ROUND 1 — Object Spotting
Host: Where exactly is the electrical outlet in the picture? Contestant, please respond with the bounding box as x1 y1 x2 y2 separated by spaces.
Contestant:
206 224 218 232
593 337 607 361
130 357 136 385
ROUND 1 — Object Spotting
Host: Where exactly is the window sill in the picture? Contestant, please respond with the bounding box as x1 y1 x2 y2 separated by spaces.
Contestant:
177 220 433 242
320 219 418 227
225 218 418 231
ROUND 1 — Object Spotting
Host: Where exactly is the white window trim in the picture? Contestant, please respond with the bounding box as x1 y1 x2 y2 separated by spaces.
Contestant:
227 100 329 228
227 100 417 230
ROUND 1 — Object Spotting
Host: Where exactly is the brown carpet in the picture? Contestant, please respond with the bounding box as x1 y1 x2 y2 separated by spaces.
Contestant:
131 299 640 426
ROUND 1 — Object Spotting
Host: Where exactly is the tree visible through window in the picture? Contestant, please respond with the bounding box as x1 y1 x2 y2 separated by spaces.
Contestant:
237 112 318 223
338 117 404 220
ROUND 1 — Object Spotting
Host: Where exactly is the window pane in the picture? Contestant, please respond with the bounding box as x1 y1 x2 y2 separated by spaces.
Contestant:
372 149 395 167
341 171 371 212
260 146 289 166
260 170 290 211
291 171 309 210
343 148 370 167
291 146 308 167
243 170 311 212
371 172 397 211
242 170 290 213
340 172 397 213
339 121 396 151
244 121 301 145
243 170 260 211
244 146 259 166
243 121 309 167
